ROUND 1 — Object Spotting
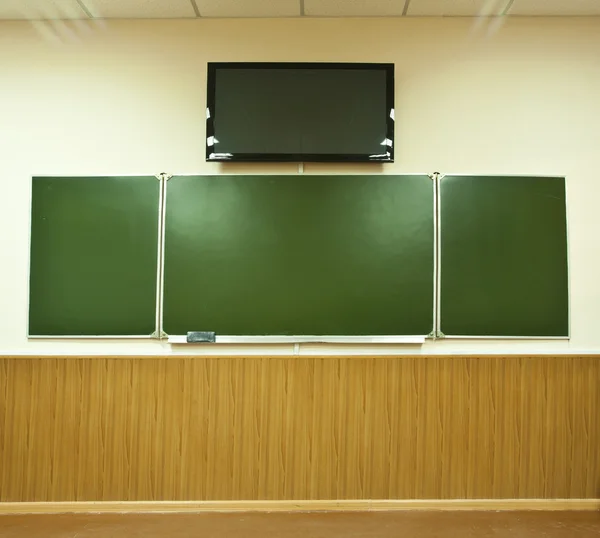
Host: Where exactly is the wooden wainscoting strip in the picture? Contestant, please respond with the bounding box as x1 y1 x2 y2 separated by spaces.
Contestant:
2 357 599 501
0 499 599 514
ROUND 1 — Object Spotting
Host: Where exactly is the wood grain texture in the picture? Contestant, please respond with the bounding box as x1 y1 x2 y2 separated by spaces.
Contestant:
0 356 598 502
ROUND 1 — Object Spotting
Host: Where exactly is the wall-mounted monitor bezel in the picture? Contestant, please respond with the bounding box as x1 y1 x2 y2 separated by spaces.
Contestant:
205 62 395 164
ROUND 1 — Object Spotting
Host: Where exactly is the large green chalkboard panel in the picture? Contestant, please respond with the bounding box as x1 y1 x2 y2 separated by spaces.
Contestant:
163 175 434 336
440 175 568 337
29 176 159 336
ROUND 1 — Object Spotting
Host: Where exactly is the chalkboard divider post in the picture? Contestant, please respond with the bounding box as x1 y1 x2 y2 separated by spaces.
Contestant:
26 174 35 338
154 173 171 339
429 172 444 339
565 175 572 340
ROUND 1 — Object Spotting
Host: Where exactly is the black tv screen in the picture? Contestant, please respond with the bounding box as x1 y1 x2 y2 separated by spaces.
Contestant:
206 62 395 163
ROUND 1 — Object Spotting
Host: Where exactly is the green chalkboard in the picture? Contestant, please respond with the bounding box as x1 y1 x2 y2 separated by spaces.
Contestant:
163 175 434 336
440 175 568 337
29 176 160 336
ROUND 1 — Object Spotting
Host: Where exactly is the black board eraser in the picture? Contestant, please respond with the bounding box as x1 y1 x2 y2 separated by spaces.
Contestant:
186 331 216 343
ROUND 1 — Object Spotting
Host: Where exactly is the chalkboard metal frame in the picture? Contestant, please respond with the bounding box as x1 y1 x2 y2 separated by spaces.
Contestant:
161 173 436 343
437 173 571 340
155 173 169 339
27 174 164 339
432 173 441 339
167 335 427 344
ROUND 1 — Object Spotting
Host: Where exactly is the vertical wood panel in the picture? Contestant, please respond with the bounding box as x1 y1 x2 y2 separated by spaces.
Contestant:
0 356 598 502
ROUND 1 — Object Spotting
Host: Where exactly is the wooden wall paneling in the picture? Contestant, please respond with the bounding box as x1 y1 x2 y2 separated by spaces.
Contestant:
0 356 598 503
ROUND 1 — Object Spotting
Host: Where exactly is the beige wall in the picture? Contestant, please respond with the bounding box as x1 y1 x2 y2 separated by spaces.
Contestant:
1 17 599 355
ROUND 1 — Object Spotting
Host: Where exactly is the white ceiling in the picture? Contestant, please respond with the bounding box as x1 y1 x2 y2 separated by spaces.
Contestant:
408 0 506 17
1 0 600 20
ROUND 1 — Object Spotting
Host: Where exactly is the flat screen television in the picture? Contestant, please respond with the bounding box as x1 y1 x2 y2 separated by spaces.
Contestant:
206 62 395 163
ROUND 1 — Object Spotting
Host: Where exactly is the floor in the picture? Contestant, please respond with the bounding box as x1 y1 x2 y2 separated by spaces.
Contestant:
0 512 599 538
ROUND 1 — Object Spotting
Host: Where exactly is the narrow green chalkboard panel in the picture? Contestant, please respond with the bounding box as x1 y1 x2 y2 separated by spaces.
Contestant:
29 176 159 336
440 176 568 337
163 175 434 336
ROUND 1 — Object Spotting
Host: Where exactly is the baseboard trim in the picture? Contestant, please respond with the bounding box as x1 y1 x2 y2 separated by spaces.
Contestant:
1 499 598 514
